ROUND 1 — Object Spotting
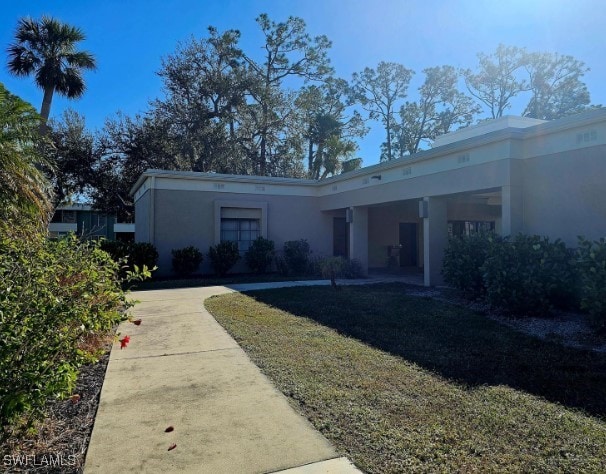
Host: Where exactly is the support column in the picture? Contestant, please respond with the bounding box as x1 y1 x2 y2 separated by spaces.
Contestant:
422 197 448 287
501 185 523 237
348 206 368 275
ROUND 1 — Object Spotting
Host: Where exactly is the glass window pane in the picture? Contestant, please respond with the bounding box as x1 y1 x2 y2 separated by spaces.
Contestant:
240 231 251 241
63 211 76 223
221 219 238 231
221 230 238 242
250 220 259 230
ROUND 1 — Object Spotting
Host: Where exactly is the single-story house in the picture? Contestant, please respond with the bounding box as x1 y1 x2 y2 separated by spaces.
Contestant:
131 109 606 285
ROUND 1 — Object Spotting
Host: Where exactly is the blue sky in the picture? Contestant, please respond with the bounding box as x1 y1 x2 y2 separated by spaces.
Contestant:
2 0 605 166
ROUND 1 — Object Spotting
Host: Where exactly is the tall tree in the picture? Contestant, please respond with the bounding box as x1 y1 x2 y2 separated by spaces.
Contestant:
0 83 52 224
464 44 528 119
7 16 96 132
296 78 366 177
155 27 248 173
91 113 182 221
394 66 479 156
46 110 97 204
523 52 590 120
243 13 333 175
353 61 413 161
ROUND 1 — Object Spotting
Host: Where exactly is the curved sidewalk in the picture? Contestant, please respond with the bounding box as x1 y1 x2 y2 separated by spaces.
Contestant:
84 281 363 473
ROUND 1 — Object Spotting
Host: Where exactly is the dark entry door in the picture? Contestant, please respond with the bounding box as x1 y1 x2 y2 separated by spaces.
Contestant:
333 217 348 257
399 223 417 267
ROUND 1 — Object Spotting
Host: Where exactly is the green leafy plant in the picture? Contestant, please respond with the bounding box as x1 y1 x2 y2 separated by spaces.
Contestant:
442 232 495 299
172 246 204 276
274 255 289 276
245 237 275 274
341 258 364 279
0 224 149 433
482 234 576 316
320 256 345 289
208 241 240 277
283 239 311 275
99 240 159 276
576 237 606 332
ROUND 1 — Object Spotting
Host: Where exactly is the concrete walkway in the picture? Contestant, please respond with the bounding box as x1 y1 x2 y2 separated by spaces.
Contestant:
85 281 366 473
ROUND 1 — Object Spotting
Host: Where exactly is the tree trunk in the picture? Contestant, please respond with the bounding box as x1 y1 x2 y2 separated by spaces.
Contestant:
386 114 392 161
307 134 314 177
39 86 54 135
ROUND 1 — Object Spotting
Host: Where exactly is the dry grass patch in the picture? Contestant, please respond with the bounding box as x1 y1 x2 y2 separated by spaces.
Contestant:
205 283 606 473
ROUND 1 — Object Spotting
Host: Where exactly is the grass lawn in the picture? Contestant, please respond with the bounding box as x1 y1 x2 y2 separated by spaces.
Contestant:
205 283 606 473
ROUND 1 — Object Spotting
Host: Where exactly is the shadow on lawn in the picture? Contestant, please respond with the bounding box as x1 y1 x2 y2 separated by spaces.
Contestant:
248 283 606 419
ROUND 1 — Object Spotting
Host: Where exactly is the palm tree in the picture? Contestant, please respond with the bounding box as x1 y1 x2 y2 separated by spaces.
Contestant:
7 16 96 132
0 83 52 225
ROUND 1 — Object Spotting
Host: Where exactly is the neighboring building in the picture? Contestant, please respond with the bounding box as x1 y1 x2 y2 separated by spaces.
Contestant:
131 109 606 285
49 204 135 241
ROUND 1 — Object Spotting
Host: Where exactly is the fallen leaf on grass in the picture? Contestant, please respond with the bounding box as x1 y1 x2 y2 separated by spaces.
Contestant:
165 426 174 432
168 443 177 451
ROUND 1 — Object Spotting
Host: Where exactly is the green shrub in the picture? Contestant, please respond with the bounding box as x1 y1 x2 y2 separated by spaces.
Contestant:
320 256 345 289
172 246 203 276
577 237 606 332
99 240 159 276
317 256 364 287
0 224 149 430
341 258 364 279
275 255 289 276
442 232 495 299
306 255 323 277
283 239 311 274
128 242 159 271
208 241 240 277
482 234 576 316
245 237 275 274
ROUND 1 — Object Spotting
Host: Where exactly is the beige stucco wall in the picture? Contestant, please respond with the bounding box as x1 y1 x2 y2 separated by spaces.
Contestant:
134 189 151 243
318 159 512 211
521 145 606 245
151 189 331 276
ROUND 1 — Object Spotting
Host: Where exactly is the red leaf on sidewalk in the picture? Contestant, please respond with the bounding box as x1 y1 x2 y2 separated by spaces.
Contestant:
168 443 177 451
132 319 142 326
165 426 174 432
119 335 130 349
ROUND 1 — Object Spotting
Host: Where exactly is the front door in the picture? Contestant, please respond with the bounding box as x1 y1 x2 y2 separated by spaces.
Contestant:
333 217 348 257
399 223 417 267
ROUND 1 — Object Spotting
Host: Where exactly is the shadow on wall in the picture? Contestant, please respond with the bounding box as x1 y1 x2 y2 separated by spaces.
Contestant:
246 283 606 419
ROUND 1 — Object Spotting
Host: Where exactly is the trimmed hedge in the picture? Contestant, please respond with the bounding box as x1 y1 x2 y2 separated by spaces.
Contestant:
172 246 203 276
99 240 158 275
208 241 240 276
245 237 275 274
482 234 576 316
283 239 311 275
442 233 605 322
577 237 606 332
442 232 495 299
